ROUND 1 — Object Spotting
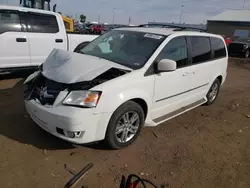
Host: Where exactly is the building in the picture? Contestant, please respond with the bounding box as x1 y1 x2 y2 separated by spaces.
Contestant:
207 9 250 39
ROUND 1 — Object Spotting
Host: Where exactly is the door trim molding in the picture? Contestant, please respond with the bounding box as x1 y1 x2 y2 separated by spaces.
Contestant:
153 98 207 123
156 83 209 103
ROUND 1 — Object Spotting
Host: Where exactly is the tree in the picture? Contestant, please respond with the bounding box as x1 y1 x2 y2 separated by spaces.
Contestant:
80 14 86 23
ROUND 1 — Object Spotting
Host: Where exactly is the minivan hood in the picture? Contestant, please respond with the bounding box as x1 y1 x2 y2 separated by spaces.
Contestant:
42 49 131 84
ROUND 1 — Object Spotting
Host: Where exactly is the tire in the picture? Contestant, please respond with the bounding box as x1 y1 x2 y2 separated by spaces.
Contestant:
73 41 90 53
205 78 221 105
105 101 145 149
245 50 249 58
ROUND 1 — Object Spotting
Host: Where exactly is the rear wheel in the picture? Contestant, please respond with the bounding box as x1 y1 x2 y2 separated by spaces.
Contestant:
205 78 221 105
105 101 145 149
245 50 249 58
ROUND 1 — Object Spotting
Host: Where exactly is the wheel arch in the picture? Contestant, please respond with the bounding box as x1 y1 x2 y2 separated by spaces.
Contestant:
73 41 91 53
217 75 223 84
129 98 148 120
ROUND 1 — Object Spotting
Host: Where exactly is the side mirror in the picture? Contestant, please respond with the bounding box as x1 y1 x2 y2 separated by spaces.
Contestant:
157 59 177 72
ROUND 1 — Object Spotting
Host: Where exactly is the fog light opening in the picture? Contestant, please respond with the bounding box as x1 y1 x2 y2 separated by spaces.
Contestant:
62 130 84 139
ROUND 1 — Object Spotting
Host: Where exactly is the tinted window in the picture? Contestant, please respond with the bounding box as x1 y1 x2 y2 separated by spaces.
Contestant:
27 13 59 33
190 37 211 64
157 37 188 68
0 10 21 34
211 37 226 59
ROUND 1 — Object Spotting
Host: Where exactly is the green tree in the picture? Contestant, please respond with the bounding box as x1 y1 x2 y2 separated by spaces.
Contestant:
80 14 86 23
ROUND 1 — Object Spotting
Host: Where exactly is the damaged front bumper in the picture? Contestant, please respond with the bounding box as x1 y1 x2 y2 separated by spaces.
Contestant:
25 99 112 144
23 73 113 144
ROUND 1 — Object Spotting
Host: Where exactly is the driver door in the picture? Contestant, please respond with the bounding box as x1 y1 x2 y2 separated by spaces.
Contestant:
151 36 195 122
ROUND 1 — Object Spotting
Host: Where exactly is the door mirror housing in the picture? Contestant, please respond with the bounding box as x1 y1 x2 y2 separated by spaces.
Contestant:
157 59 177 72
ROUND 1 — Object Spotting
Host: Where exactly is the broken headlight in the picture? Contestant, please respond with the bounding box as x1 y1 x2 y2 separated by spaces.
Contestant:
63 90 102 108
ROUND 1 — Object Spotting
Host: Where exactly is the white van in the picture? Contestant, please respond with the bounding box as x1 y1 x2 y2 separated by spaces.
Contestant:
24 27 228 149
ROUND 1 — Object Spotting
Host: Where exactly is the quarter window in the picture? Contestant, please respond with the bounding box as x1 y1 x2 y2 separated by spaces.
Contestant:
210 37 226 59
156 37 188 68
190 37 211 64
0 10 22 34
27 13 59 33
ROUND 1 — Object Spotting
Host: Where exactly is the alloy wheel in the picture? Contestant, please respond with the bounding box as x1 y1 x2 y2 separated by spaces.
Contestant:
115 111 140 143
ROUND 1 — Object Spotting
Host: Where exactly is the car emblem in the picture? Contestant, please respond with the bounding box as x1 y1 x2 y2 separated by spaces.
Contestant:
39 86 47 101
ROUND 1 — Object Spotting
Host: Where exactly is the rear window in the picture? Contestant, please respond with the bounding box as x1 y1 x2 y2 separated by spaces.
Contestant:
210 37 226 59
0 10 21 34
27 13 59 33
190 36 212 64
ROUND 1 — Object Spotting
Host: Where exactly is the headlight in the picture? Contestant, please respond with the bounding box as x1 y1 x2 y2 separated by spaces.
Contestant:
243 44 248 49
63 90 102 108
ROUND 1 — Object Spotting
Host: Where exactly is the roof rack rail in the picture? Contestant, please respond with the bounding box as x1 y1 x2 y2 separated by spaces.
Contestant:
137 23 206 32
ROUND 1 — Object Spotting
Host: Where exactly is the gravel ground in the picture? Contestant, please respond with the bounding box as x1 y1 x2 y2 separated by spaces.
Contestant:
0 59 250 188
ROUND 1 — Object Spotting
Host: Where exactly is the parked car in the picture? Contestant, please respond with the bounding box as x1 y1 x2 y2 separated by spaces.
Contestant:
101 25 113 34
228 38 250 58
24 27 228 149
90 24 105 34
0 5 98 74
75 24 91 34
224 37 232 46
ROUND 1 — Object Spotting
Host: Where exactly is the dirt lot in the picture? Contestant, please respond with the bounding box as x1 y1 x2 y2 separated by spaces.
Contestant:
0 59 250 188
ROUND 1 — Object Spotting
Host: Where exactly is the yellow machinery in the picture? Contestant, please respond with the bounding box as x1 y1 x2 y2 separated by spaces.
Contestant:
20 0 74 32
61 15 74 32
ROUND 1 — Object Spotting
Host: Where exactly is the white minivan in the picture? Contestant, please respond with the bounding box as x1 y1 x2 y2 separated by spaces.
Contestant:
24 27 228 149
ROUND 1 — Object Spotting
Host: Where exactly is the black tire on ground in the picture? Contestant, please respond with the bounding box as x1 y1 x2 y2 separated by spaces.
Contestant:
205 78 221 105
105 101 145 149
73 41 91 53
244 50 250 58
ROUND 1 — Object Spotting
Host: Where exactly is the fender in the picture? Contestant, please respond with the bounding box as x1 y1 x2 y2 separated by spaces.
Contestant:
95 88 153 116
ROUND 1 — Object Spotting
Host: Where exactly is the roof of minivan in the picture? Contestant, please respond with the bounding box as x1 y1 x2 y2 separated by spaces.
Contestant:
115 27 222 38
0 5 59 16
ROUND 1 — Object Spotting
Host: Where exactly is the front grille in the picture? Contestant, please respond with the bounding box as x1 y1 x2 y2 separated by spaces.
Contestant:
26 75 68 105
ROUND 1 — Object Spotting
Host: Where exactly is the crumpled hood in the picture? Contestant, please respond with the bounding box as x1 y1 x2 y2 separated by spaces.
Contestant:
42 49 131 84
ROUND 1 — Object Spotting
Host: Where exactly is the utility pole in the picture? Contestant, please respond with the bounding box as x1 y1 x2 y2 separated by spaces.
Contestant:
243 0 246 8
112 8 115 25
128 16 131 25
179 5 184 24
98 13 100 23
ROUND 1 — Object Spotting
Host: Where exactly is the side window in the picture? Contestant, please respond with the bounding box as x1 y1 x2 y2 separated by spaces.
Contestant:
157 37 188 68
27 13 59 33
0 10 22 34
210 37 226 59
190 36 211 64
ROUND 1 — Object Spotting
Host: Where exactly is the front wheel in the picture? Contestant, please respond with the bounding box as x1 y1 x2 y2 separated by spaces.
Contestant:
245 50 249 58
205 78 221 105
105 101 145 149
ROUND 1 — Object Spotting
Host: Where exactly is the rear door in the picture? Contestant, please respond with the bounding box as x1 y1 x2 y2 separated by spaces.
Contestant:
186 36 213 98
26 12 67 66
0 9 30 69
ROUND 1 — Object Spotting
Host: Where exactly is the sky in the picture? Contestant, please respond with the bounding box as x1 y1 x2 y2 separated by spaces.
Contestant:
1 0 250 24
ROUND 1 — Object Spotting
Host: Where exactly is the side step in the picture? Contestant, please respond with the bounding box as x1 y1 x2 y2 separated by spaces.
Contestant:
153 98 207 124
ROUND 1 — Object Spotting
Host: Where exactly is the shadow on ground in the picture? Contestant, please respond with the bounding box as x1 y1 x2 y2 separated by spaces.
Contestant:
0 73 109 151
229 57 250 70
0 76 76 150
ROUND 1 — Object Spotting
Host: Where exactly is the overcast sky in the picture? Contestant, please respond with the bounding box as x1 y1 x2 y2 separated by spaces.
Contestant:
1 0 250 24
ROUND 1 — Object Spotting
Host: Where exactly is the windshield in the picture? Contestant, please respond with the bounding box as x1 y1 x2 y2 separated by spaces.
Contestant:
81 30 166 69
